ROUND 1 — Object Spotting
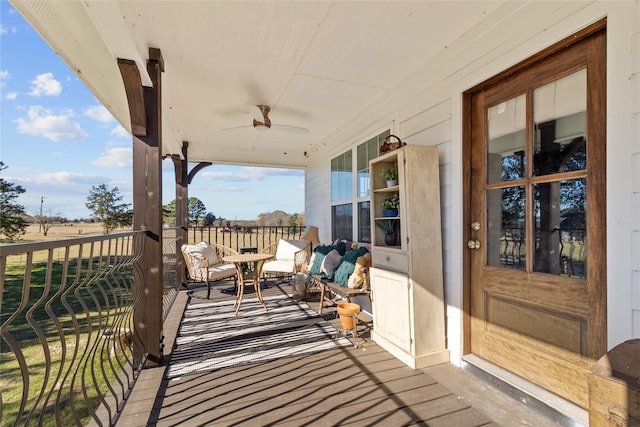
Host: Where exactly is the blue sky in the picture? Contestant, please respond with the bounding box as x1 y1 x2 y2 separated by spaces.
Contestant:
0 3 304 221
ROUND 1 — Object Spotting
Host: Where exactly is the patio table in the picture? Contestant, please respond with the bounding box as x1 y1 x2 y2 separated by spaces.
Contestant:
223 253 274 315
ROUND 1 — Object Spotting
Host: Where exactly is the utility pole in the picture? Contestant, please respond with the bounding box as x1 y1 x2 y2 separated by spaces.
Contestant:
38 195 47 233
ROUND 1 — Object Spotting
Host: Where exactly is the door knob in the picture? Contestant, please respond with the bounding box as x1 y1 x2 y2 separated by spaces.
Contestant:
467 240 480 249
471 222 480 231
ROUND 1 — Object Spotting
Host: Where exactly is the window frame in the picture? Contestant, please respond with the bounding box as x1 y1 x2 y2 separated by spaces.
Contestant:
330 128 391 243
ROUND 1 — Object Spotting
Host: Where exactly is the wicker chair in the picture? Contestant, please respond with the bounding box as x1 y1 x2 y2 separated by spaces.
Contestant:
181 242 238 299
261 239 309 284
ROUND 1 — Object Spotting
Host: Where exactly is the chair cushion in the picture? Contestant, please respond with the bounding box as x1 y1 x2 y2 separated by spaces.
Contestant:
262 260 295 274
275 239 307 261
183 242 219 265
192 263 237 282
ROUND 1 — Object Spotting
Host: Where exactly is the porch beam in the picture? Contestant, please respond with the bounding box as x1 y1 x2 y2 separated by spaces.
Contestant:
116 59 146 137
187 161 213 184
127 48 164 366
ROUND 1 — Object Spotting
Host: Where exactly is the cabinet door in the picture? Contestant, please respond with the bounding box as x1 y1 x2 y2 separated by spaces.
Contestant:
370 267 411 352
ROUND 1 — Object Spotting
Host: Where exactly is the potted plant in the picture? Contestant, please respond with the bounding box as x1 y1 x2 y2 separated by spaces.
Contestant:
381 166 398 187
375 219 398 246
382 193 399 217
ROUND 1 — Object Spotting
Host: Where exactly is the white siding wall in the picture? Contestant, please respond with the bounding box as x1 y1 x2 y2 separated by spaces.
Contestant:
306 1 640 362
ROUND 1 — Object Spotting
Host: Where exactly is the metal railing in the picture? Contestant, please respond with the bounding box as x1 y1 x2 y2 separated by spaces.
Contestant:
188 225 305 252
0 225 298 426
0 229 181 426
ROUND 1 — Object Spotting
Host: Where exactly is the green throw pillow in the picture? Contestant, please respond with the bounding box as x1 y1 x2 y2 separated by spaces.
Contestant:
333 247 369 287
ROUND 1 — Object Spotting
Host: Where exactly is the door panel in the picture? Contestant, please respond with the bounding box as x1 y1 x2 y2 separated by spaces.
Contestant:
466 27 606 408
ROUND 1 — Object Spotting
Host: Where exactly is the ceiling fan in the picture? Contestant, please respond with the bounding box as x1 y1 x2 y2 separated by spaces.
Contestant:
223 105 309 134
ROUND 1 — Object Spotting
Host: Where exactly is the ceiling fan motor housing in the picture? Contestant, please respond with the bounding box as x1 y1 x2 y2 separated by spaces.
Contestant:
253 105 272 129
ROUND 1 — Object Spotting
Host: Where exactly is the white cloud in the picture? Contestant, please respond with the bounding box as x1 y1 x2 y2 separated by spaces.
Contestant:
0 24 16 34
92 147 133 168
0 69 8 89
28 73 62 97
84 105 114 123
201 170 256 182
15 106 89 141
110 124 130 139
5 92 17 100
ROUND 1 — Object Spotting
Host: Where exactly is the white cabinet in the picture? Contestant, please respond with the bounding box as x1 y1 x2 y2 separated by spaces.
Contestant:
369 145 449 369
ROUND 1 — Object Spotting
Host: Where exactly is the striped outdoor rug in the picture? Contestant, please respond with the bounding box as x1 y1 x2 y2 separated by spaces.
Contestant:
165 295 351 379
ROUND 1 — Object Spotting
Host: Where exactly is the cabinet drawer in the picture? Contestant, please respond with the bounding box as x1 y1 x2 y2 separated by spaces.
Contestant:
372 249 408 272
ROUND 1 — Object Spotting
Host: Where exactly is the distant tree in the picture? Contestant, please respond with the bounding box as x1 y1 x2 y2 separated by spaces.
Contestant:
287 214 299 227
257 210 291 227
85 184 132 234
0 162 29 241
188 197 206 225
34 210 65 236
203 212 217 226
163 199 176 225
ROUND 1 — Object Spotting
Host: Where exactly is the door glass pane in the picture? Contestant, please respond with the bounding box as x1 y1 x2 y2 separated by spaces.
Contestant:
487 94 526 184
487 186 526 270
534 179 586 278
534 69 587 176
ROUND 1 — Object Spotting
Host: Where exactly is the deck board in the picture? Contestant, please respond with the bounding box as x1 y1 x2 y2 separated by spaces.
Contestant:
119 282 573 426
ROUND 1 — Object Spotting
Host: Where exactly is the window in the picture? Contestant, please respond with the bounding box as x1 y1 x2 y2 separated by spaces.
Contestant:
331 130 390 242
331 151 352 202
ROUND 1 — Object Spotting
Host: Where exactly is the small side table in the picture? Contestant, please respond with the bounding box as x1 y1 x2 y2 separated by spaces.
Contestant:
223 253 274 315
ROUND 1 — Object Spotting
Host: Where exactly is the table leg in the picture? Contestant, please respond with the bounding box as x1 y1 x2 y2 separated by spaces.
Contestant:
234 263 245 315
252 261 266 311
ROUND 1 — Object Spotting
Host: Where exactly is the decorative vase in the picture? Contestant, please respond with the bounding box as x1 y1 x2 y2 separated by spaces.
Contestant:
386 179 398 187
385 233 397 246
383 209 398 217
337 303 360 330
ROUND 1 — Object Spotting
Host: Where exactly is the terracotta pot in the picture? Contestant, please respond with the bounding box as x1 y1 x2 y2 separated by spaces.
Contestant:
337 303 360 330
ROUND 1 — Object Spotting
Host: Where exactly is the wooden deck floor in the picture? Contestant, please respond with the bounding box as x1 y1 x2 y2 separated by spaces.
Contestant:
118 282 570 426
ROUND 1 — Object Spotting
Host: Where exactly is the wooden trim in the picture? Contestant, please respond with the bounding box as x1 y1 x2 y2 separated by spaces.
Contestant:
117 58 146 137
461 92 472 355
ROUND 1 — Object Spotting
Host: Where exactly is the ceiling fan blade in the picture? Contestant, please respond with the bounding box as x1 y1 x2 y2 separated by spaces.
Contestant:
221 124 252 131
271 123 310 134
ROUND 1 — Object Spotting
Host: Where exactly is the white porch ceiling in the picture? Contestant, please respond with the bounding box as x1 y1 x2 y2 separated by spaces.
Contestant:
12 1 503 169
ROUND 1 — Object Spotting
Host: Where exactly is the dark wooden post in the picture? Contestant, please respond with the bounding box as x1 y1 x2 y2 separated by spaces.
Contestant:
172 142 189 287
118 48 165 366
171 144 212 287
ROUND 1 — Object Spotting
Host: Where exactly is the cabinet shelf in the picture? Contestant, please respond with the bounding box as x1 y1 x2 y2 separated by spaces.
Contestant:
373 185 399 193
